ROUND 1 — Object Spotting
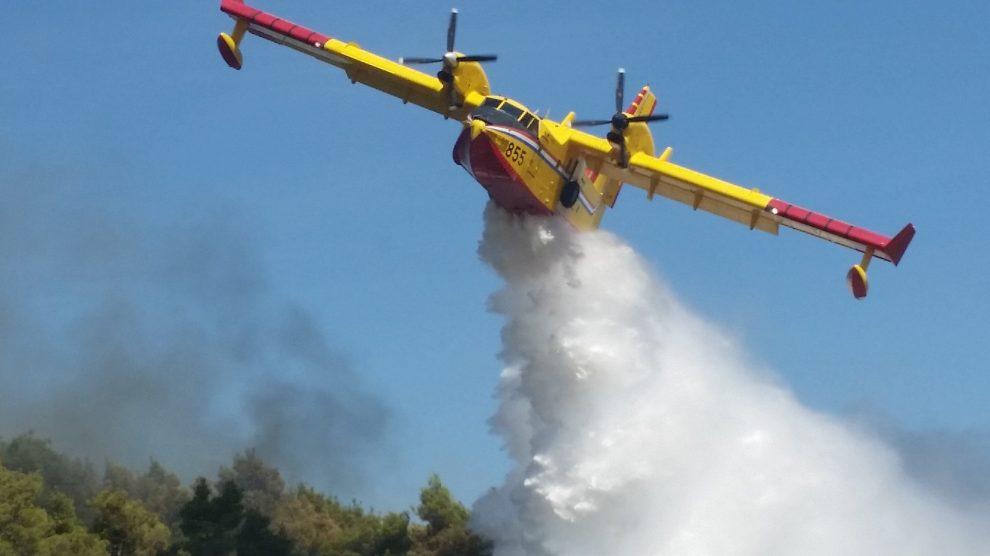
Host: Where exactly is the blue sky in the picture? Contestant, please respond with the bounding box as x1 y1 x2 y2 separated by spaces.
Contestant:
2 1 988 509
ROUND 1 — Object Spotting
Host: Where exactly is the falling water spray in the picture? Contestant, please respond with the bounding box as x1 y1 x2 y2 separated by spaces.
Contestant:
472 205 986 555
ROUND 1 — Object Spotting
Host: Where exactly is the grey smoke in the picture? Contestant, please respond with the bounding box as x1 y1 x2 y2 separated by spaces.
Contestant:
0 163 388 492
894 428 990 511
853 414 990 513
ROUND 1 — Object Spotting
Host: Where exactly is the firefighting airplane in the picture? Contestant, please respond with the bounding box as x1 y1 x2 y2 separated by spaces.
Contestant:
216 0 914 299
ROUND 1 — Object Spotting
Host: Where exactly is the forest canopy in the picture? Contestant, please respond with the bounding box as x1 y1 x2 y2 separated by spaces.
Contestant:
0 433 490 556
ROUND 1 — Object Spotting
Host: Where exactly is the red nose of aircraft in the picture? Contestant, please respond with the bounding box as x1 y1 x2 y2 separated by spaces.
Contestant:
453 125 550 215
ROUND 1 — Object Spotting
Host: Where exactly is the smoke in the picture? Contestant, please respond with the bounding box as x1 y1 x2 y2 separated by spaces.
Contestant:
472 206 989 555
863 417 990 514
0 164 388 492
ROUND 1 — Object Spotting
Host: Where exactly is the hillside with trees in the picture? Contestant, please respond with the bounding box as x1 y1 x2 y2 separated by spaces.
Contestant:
0 434 491 555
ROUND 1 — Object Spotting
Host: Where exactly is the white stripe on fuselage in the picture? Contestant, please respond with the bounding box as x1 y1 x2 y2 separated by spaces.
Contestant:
485 124 599 214
577 191 595 213
485 125 569 179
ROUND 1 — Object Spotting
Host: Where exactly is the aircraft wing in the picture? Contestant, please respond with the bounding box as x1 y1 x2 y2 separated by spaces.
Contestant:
567 129 915 297
218 0 485 119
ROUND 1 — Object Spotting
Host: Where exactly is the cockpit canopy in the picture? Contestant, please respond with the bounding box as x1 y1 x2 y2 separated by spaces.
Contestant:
473 96 540 134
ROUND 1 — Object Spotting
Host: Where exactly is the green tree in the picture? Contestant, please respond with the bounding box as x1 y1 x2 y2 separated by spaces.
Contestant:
236 509 293 556
376 511 414 555
103 461 137 494
417 475 469 535
105 459 189 530
0 460 106 555
176 478 292 556
411 475 491 556
90 489 171 556
273 485 413 556
333 509 413 556
0 434 100 522
272 486 343 554
138 460 189 529
217 449 285 516
178 478 237 555
38 490 78 535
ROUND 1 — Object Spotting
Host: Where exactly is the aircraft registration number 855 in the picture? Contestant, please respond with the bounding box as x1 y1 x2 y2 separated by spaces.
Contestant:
504 142 526 166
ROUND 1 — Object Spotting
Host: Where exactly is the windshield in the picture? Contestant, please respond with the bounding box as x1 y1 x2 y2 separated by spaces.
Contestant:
473 97 540 134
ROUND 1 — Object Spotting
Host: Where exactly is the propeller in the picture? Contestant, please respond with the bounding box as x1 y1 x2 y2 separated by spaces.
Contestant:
573 69 669 166
399 9 498 108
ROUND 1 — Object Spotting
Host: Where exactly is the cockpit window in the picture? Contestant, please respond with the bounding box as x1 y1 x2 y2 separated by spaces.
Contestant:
520 113 537 132
472 98 539 133
500 103 524 120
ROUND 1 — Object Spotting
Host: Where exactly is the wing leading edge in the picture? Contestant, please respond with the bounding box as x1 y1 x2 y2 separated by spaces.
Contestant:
218 0 486 119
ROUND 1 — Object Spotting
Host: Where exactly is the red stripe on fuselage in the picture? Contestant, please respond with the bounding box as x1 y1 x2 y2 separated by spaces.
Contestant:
452 128 551 215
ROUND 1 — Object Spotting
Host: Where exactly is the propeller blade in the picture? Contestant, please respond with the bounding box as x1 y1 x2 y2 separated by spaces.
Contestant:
626 113 670 123
447 9 458 53
457 54 498 63
615 68 625 114
572 119 614 127
400 57 444 64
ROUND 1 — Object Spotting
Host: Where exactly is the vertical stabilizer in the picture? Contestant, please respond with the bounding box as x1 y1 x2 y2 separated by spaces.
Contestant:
604 85 658 206
624 85 657 118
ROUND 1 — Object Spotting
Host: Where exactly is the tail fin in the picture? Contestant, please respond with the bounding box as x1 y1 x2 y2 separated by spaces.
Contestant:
622 84 657 160
586 87 657 207
591 85 659 208
624 86 658 118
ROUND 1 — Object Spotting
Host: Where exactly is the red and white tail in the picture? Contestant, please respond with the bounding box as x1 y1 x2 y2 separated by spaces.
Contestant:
594 85 659 207
624 85 658 118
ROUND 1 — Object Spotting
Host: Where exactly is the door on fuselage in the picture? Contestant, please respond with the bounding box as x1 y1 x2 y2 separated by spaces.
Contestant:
558 156 608 230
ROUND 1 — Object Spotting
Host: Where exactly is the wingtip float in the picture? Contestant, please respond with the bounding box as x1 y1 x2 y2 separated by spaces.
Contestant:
216 1 914 300
845 223 915 299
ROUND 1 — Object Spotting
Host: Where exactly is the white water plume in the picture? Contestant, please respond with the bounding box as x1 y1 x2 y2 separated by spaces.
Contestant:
472 205 987 555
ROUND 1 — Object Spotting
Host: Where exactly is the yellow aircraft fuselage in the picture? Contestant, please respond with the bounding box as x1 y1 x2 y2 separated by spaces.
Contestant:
453 97 608 230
